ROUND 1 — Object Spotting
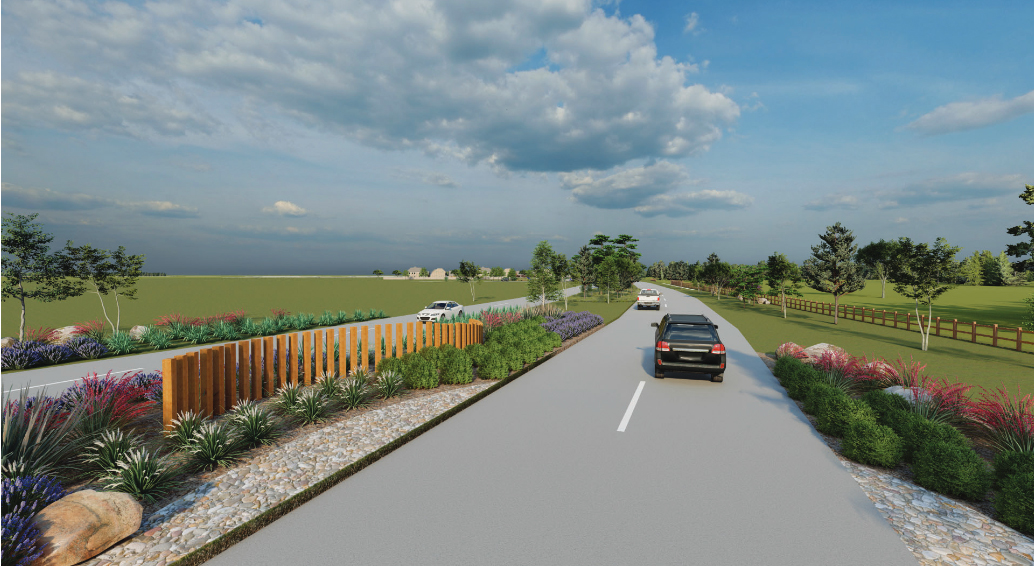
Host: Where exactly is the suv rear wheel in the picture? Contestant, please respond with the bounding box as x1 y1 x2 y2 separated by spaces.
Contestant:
710 373 724 383
654 367 664 379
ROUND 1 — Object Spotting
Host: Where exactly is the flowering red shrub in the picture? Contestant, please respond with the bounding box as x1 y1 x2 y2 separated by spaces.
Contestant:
221 310 248 325
969 387 1034 453
23 326 59 344
814 349 862 379
72 320 105 340
154 313 195 327
270 308 290 319
59 371 155 431
775 342 808 360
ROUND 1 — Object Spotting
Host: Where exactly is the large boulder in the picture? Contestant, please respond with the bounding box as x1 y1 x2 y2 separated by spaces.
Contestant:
757 297 771 305
52 326 79 345
800 343 846 364
128 325 149 340
884 385 933 405
32 490 143 566
1 337 15 348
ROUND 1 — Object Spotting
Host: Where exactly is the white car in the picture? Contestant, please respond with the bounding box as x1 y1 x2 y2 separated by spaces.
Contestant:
637 288 661 310
417 300 464 322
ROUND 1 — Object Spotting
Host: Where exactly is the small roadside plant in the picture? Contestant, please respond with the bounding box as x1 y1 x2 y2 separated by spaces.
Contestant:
841 420 904 468
73 319 106 341
995 472 1034 536
349 365 371 386
145 329 173 350
911 440 992 501
861 390 912 429
182 324 212 345
376 357 406 378
228 401 280 448
993 450 1034 489
239 317 260 337
340 378 372 410
802 382 846 417
476 351 509 380
316 373 344 400
352 309 367 322
189 421 245 470
774 342 808 360
165 410 207 451
898 413 969 463
295 312 316 330
2 475 66 566
318 310 337 326
100 447 183 503
212 321 240 341
968 386 1034 454
291 389 331 424
82 428 137 480
335 310 351 324
815 397 877 437
440 348 473 385
273 383 304 413
403 353 438 389
374 370 406 399
64 373 154 438
65 336 108 359
259 317 280 336
2 386 86 479
104 331 136 355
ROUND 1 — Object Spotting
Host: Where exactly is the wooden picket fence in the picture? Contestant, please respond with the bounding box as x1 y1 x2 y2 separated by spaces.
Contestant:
667 280 1033 354
161 320 484 428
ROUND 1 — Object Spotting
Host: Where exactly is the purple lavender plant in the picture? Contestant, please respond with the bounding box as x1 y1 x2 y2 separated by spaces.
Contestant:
0 342 43 370
2 476 66 516
37 344 75 365
65 336 108 360
540 311 604 341
1 476 66 566
128 371 163 403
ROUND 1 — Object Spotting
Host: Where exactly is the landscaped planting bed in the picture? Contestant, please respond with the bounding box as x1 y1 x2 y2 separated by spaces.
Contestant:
771 343 1034 537
1 307 389 371
1 305 605 563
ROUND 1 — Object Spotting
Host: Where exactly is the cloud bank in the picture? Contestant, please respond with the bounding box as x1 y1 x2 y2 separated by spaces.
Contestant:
905 90 1034 135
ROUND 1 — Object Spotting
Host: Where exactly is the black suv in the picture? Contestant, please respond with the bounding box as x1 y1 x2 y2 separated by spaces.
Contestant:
651 314 726 382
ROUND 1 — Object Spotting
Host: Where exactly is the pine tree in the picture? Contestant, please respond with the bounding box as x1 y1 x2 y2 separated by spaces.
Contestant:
801 222 866 325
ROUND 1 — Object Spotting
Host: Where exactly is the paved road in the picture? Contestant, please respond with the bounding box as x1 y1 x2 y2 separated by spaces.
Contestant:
0 287 582 396
206 283 917 566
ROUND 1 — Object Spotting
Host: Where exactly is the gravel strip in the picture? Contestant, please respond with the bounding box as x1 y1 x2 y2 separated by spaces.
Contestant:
82 382 495 566
758 353 1034 565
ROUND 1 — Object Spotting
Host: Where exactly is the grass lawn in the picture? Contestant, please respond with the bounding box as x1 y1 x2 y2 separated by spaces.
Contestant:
653 281 1033 398
1 277 551 337
560 289 636 324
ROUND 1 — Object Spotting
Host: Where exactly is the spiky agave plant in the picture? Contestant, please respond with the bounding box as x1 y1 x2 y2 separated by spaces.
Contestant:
228 401 280 448
82 428 137 479
164 410 207 451
100 447 183 503
291 389 331 424
189 421 245 470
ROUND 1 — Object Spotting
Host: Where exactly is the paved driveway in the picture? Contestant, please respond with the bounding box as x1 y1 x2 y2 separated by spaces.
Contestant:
205 284 916 566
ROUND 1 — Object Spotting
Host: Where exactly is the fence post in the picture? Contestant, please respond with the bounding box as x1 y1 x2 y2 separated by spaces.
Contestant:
162 358 176 429
374 325 382 369
315 329 325 380
186 351 199 413
882 310 886 325
386 324 394 359
1018 327 1023 352
395 323 403 357
361 326 370 368
952 319 958 340
349 327 359 371
278 334 288 387
265 336 276 394
972 322 977 343
212 346 224 416
906 313 911 332
893 312 897 328
935 317 941 337
338 329 348 377
238 341 251 401
250 338 262 400
993 324 999 347
224 344 236 411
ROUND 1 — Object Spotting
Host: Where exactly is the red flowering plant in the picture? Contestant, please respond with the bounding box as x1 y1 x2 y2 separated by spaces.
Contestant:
967 386 1034 454
23 326 59 344
57 371 155 436
774 342 808 361
72 320 105 341
270 308 291 322
813 349 866 394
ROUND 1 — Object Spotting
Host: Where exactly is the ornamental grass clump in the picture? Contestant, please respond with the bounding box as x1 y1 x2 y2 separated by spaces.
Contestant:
374 370 406 399
228 401 280 448
165 410 206 451
295 312 316 330
539 311 603 341
82 428 137 480
100 447 183 503
841 420 904 468
316 373 344 400
145 329 173 350
813 350 864 395
339 378 372 410
212 321 240 341
105 331 136 355
259 317 280 336
273 383 304 413
292 389 331 424
2 386 87 479
65 336 108 359
189 422 245 470
239 318 260 337
968 386 1034 454
318 310 337 326
72 319 105 341
61 372 154 438
912 441 992 501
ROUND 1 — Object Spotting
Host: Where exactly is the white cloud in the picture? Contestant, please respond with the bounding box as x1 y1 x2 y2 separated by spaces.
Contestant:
877 172 1023 208
2 0 738 173
803 193 859 211
261 200 308 217
119 200 200 217
905 90 1034 135
1 71 217 137
683 12 700 34
1 183 201 217
559 160 692 209
633 189 753 218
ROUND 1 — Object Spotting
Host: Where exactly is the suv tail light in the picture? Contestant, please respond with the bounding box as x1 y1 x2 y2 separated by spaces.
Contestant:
710 344 726 354
656 340 670 352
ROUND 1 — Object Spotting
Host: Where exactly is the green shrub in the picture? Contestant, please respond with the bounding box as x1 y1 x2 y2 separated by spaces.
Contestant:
802 382 846 417
995 472 1034 536
899 413 968 463
465 343 490 366
477 351 509 380
518 343 539 364
440 349 473 385
992 451 1034 490
419 346 444 373
404 353 439 389
912 440 992 500
841 420 904 468
772 355 805 379
861 390 911 428
377 356 407 377
816 397 877 437
497 345 523 372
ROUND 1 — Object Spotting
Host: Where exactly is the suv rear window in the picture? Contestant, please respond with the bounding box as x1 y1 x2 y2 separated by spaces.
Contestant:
639 289 658 296
663 324 715 341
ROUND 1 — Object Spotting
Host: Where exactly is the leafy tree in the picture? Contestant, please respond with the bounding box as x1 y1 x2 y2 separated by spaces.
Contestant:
612 234 644 290
801 222 866 325
526 241 563 308
1005 184 1034 274
596 255 621 303
730 263 768 306
372 269 384 276
63 243 145 333
392 269 403 276
958 252 983 285
647 261 666 280
855 239 900 298
889 237 961 351
506 269 519 280
569 245 595 297
1 213 83 341
701 253 732 300
456 260 483 302
419 267 429 277
766 252 804 318
1023 294 1034 330
489 266 505 277
550 252 570 310
666 260 690 281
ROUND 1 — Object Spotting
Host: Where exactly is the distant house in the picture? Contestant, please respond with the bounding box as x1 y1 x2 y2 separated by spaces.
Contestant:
408 266 422 278
429 268 447 280
480 266 491 275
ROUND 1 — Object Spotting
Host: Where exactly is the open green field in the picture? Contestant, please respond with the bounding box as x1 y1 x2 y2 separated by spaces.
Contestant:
653 281 1033 397
1 277 553 337
756 279 1032 328
561 289 636 324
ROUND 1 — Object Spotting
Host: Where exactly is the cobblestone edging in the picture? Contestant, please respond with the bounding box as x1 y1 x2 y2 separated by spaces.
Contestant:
758 353 1034 566
84 382 496 566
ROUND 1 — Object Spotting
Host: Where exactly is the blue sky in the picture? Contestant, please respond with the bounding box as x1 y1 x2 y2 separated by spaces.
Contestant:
2 0 1032 274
